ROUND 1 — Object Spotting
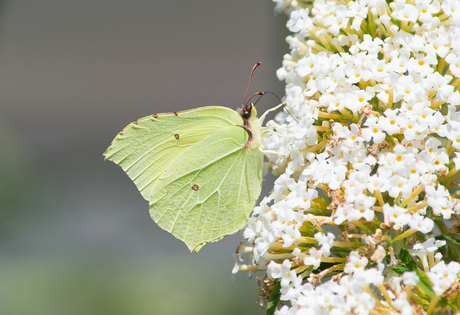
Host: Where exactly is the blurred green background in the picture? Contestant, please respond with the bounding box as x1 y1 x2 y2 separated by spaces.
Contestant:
0 1 286 314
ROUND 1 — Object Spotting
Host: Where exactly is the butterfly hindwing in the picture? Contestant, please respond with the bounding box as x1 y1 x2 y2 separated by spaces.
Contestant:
149 124 264 251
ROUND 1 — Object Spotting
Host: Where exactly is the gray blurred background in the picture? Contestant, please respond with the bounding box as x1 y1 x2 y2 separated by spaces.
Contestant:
0 1 287 314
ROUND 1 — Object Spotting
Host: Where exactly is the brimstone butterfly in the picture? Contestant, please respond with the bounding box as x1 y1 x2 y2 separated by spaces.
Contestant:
104 63 281 251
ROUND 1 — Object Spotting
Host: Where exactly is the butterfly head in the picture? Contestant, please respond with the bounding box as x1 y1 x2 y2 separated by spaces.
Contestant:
240 102 257 122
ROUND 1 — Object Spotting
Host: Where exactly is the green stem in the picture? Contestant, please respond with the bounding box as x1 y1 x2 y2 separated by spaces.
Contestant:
377 284 395 309
351 220 374 234
374 190 385 206
427 295 442 315
441 168 460 187
399 184 424 208
317 111 344 120
391 229 416 244
408 289 426 305
332 241 362 248
296 236 318 245
407 201 428 213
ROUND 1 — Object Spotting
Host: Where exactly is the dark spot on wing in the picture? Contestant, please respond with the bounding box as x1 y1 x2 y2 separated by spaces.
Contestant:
173 112 178 116
175 134 180 139
192 184 199 191
153 114 158 119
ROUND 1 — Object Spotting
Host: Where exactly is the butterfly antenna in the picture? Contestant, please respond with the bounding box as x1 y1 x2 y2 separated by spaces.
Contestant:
243 62 261 106
253 91 282 106
246 91 265 105
254 91 299 125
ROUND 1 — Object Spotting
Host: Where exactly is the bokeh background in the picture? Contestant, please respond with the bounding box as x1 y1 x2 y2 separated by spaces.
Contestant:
0 1 287 314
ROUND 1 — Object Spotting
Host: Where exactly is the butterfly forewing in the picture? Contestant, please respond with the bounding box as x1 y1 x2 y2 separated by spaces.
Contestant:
104 106 244 201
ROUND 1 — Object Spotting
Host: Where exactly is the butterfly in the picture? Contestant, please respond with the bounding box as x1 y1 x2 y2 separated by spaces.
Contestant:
104 63 282 251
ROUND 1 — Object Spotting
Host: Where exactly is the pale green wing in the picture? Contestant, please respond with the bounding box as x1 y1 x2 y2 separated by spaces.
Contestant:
149 124 264 251
104 106 243 201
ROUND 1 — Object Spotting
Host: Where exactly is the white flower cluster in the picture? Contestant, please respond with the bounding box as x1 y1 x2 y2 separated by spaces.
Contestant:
263 238 460 314
233 0 460 313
